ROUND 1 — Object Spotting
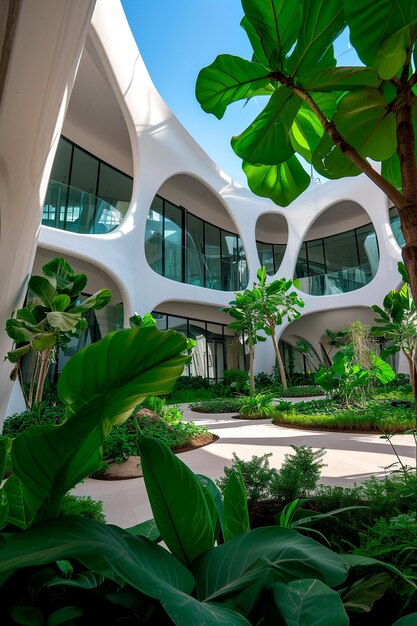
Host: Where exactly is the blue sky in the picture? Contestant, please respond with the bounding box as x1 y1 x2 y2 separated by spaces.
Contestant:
121 1 359 187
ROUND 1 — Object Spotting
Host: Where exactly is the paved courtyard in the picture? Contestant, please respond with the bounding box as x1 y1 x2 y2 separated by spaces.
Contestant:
73 402 416 528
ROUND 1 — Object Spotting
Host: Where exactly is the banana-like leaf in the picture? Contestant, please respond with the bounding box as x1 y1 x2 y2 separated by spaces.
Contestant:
286 0 345 75
223 470 250 542
196 54 271 119
241 0 302 70
232 87 302 165
393 614 417 626
341 573 393 613
139 436 214 566
28 276 58 308
3 474 32 529
296 66 381 92
312 132 361 179
243 156 310 207
69 289 112 314
269 578 349 625
126 518 161 542
334 90 396 161
345 0 417 79
8 327 190 524
196 474 224 532
193 527 348 600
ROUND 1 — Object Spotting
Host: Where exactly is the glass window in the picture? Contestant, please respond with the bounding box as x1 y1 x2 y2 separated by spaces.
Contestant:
389 207 405 247
205 223 221 290
145 196 164 275
188 320 208 378
221 231 238 290
164 202 183 282
186 214 204 286
153 312 167 331
324 231 359 273
257 242 275 275
306 239 326 276
70 147 99 195
273 244 286 273
97 163 133 230
207 322 225 381
50 138 72 185
295 243 308 278
237 237 248 289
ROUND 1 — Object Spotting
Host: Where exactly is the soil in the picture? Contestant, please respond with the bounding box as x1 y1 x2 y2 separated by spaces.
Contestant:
91 432 218 480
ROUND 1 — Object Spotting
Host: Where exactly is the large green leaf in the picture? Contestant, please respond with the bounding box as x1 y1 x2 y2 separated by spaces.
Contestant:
139 436 214 566
193 527 348 600
243 156 310 206
312 132 361 179
231 87 302 164
46 311 80 332
334 90 396 161
269 578 349 625
296 66 381 92
290 94 337 162
223 470 250 542
8 327 190 524
69 289 112 314
6 319 38 343
345 0 417 79
393 614 417 626
241 0 302 70
28 276 58 309
382 152 402 190
341 573 393 613
196 55 271 119
286 0 345 75
42 257 75 286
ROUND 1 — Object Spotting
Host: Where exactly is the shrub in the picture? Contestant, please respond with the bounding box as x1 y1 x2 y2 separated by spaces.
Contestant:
3 404 65 436
190 398 241 413
254 371 275 389
239 393 274 418
274 384 325 397
216 453 277 506
60 494 105 523
223 369 249 393
270 446 326 503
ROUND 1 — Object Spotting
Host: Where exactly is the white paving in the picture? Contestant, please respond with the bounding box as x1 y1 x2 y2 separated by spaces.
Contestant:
73 402 416 528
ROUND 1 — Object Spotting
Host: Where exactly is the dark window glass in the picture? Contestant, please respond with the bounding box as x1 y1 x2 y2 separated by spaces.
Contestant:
324 231 358 273
186 214 204 286
145 196 164 275
205 223 221 289
164 202 183 282
273 244 286 272
306 239 326 276
207 322 225 381
153 312 167 331
97 163 132 214
70 147 99 195
257 242 275 275
221 231 238 290
50 138 72 185
389 207 405 247
295 243 308 278
237 237 248 290
188 320 208 378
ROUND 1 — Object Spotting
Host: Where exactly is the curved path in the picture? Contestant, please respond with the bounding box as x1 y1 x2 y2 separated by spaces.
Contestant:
73 401 416 528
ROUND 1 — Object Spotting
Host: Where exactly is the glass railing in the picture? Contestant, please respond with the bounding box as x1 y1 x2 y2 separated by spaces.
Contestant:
42 180 127 234
295 262 376 295
145 239 248 291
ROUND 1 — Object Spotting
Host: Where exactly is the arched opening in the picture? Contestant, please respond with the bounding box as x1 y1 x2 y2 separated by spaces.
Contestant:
295 201 379 295
145 175 248 291
255 213 288 275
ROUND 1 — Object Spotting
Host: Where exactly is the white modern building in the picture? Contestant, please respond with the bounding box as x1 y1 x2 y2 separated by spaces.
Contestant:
0 0 406 421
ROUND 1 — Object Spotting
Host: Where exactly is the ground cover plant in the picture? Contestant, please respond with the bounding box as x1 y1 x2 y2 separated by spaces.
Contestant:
190 397 241 413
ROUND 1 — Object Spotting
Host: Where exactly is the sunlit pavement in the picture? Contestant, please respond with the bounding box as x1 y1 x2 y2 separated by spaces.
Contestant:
73 401 416 528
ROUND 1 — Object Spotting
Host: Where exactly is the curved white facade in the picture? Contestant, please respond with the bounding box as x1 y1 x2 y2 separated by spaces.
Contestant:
1 0 405 419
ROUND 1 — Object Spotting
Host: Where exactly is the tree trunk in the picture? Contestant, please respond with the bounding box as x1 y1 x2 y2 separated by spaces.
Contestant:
270 325 287 389
249 342 255 395
34 349 51 405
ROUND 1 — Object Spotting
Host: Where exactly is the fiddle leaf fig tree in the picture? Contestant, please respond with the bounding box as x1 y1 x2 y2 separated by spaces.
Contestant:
196 0 417 310
5 257 112 408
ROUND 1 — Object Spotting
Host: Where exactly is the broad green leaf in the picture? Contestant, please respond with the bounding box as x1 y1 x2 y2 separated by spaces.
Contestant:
6 319 38 343
296 66 381 92
223 470 250 542
10 327 190 522
382 152 402 190
31 332 57 351
197 474 224 537
48 571 105 589
196 55 271 119
240 16 271 68
47 606 83 626
393 614 417 626
193 527 348 600
345 0 417 79
3 474 33 529
312 132 361 179
231 87 302 164
70 289 112 313
270 579 349 625
10 607 44 626
334 90 396 161
370 353 395 384
0 436 10 483
290 106 324 163
46 311 80 332
287 0 345 75
63 273 88 298
17 305 45 325
243 156 310 207
0 490 9 531
28 276 58 308
6 344 31 363
126 518 161 543
139 436 214 566
42 257 74 284
241 0 302 70
342 573 393 613
51 294 71 311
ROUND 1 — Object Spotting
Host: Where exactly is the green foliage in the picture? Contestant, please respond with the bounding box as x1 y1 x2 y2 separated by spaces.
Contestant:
5 257 112 407
238 392 275 418
128 312 156 328
59 494 105 523
216 453 277 506
224 369 249 393
275 384 325 397
222 470 250 542
190 397 241 413
3 404 65 436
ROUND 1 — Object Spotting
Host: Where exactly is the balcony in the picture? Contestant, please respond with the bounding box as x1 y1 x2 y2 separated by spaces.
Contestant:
42 180 126 234
146 238 248 291
296 262 376 296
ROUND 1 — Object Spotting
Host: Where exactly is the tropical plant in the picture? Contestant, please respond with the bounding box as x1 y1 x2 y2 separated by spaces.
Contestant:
5 257 112 408
315 343 395 403
372 262 417 396
224 368 250 393
238 392 275 418
249 267 304 389
196 0 417 316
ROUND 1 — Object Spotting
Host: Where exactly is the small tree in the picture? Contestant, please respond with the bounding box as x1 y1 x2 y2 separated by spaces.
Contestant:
5 257 112 408
223 289 266 394
251 267 304 389
371 262 417 394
